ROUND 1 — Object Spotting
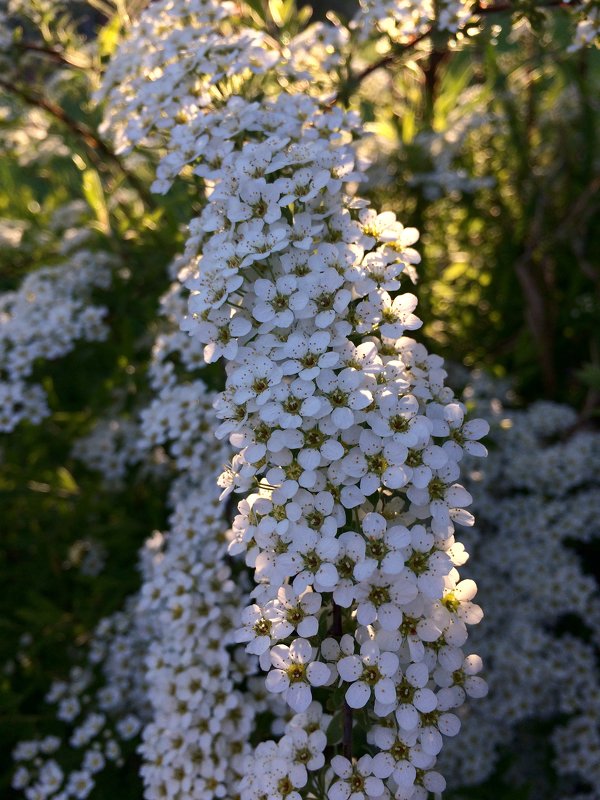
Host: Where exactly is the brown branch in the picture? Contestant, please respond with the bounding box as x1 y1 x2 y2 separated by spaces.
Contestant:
16 41 89 69
351 28 433 87
332 602 353 761
0 77 155 209
474 0 575 12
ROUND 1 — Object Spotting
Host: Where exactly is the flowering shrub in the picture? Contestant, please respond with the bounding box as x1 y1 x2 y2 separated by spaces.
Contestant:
1 2 599 800
436 378 600 799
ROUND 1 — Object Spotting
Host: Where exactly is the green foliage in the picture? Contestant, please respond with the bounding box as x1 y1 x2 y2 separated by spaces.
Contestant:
0 7 193 794
363 18 600 407
0 2 598 799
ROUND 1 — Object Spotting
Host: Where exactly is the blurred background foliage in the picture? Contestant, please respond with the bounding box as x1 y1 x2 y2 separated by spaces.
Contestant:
0 0 598 798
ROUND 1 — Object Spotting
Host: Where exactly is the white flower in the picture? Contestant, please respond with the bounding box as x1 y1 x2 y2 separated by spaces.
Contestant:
237 604 274 655
392 663 438 731
338 640 399 709
266 639 330 712
328 754 384 800
265 587 323 640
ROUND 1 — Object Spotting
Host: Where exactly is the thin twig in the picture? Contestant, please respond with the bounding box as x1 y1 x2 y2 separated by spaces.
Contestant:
16 41 89 69
474 0 573 12
351 28 433 87
332 602 353 761
0 77 155 209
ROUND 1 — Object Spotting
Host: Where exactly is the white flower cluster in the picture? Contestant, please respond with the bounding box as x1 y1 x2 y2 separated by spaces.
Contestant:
138 477 256 800
12 260 264 800
94 0 491 796
0 252 111 432
352 0 473 42
408 87 497 200
569 0 600 50
191 113 488 795
13 606 150 800
353 0 600 48
134 303 261 799
72 418 144 486
438 387 600 798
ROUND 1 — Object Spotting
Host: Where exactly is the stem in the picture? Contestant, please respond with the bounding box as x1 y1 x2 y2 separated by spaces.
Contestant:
332 602 353 761
0 77 156 209
16 41 89 69
474 0 573 11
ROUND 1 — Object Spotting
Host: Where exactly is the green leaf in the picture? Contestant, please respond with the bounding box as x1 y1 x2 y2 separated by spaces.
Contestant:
82 169 110 232
98 13 122 59
268 0 294 27
244 0 268 23
55 467 79 496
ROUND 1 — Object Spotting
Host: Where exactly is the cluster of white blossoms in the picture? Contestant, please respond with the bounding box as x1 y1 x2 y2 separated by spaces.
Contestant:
136 438 257 800
5 0 600 799
186 103 489 797
12 272 262 800
71 418 145 487
352 0 474 42
0 252 111 432
437 380 600 799
96 1 491 798
352 0 600 50
13 605 150 800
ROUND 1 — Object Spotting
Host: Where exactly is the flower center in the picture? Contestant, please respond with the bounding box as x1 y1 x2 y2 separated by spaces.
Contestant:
428 477 446 500
253 618 271 637
390 415 410 433
365 538 388 560
442 592 460 613
366 453 389 475
362 665 382 686
287 664 306 683
368 585 390 607
252 377 270 394
329 388 348 407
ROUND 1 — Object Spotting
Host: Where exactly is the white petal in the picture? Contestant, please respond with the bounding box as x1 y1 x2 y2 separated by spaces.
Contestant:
265 669 288 693
307 661 330 687
377 603 403 631
297 617 318 637
423 771 446 793
331 756 352 779
379 651 400 677
405 662 428 688
290 638 312 663
338 656 363 682
465 676 488 698
329 781 350 800
374 678 396 706
420 727 443 756
371 752 395 779
396 703 419 730
438 712 461 736
393 761 416 789
364 776 384 796
346 681 371 709
287 682 311 712
413 688 437 713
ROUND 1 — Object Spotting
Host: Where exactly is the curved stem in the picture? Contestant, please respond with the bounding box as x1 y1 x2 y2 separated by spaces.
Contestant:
0 77 156 209
332 602 353 761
